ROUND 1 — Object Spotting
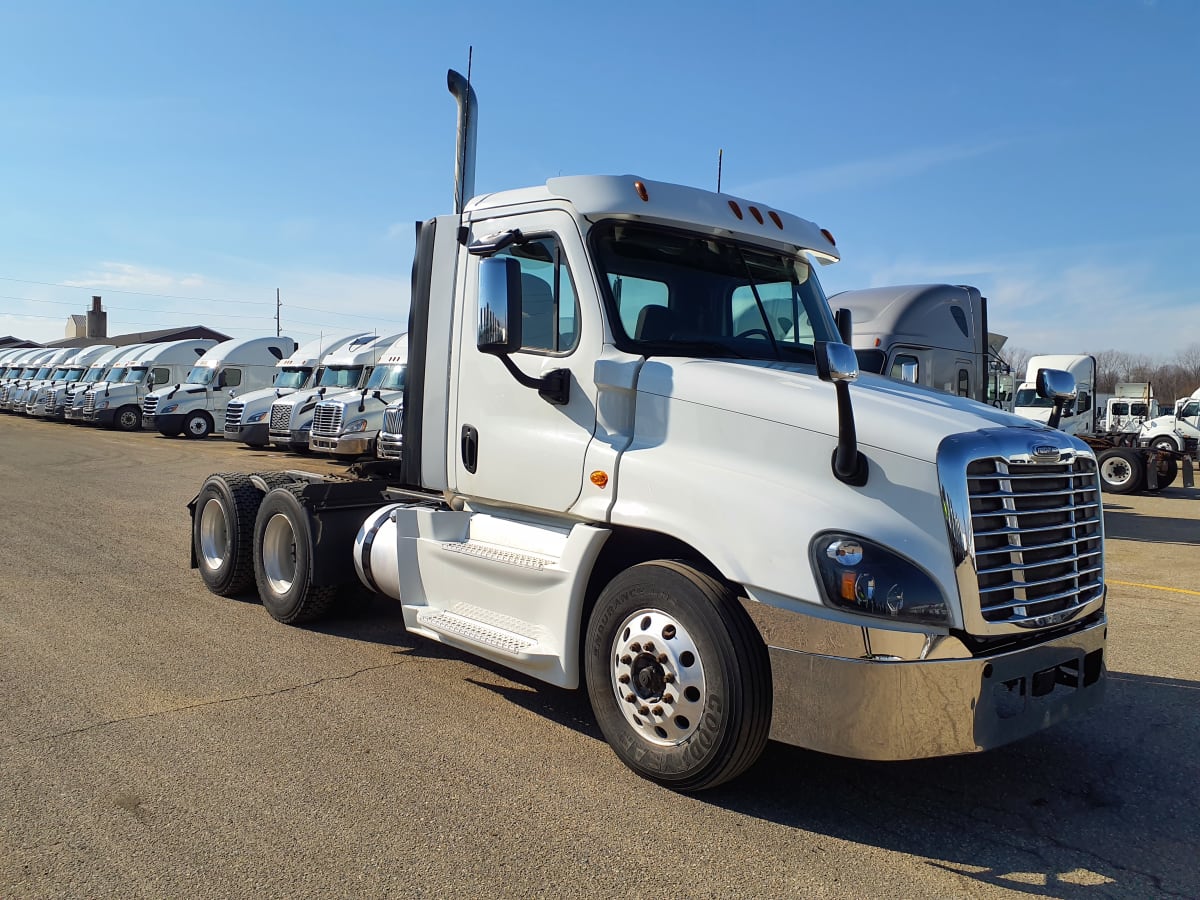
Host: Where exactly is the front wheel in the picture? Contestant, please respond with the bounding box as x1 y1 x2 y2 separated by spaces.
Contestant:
1150 436 1180 453
183 411 213 439
1098 448 1146 494
584 561 771 791
114 405 142 432
253 486 338 624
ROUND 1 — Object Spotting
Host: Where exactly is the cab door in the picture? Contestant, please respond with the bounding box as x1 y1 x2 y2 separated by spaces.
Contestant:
452 209 599 512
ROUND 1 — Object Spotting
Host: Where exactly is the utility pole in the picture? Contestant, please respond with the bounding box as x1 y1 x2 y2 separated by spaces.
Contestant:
276 289 281 337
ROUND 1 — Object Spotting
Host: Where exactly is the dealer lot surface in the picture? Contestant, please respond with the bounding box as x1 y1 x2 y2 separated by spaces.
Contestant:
1 414 1198 899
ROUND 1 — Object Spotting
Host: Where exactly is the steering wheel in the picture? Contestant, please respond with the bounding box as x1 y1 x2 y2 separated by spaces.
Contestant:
735 328 771 339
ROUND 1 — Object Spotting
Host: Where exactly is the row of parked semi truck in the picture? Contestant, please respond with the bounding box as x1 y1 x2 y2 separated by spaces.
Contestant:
0 332 408 461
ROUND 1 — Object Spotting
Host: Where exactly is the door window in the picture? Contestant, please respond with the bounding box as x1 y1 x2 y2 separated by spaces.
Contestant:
494 236 579 354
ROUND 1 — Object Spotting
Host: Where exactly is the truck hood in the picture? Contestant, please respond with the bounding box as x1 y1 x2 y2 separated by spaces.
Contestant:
637 358 1054 462
1140 414 1176 432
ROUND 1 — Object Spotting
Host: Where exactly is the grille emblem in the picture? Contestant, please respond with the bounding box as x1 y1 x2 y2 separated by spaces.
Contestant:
1032 444 1060 461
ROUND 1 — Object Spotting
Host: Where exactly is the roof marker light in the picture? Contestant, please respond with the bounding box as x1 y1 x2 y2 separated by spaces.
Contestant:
749 206 764 224
768 211 783 229
820 228 837 246
728 200 743 220
634 181 649 202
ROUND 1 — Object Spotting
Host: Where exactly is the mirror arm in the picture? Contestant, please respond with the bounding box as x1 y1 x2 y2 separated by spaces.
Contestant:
496 355 570 406
831 380 869 486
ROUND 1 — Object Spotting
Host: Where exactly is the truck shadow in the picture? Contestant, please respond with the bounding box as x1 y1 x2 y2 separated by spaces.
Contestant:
1103 504 1200 545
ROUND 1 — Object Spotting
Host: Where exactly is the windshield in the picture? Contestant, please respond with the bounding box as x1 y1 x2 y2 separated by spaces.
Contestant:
318 365 364 389
33 367 52 379
102 367 127 383
589 222 838 362
81 367 107 383
1015 389 1055 409
186 365 217 386
62 367 86 381
365 364 406 391
122 367 150 384
274 367 312 390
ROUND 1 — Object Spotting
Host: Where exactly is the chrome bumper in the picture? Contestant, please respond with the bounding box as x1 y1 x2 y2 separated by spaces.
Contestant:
377 434 403 460
764 616 1106 760
309 432 375 456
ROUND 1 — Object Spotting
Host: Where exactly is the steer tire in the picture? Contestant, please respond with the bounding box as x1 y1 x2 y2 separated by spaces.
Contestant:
1098 448 1146 494
584 560 772 792
193 473 266 597
253 485 338 625
114 405 142 432
183 411 214 439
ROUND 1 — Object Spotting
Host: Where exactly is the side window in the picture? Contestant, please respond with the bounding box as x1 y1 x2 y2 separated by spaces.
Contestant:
1077 390 1091 413
610 274 669 340
957 368 970 397
495 236 579 354
151 367 170 385
890 353 920 382
221 368 242 388
730 283 815 344
1183 401 1200 419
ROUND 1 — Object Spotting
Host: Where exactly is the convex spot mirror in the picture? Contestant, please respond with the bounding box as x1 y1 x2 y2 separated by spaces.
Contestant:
478 256 523 355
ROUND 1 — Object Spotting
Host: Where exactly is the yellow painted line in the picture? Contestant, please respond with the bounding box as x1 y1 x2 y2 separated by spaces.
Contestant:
1108 579 1200 597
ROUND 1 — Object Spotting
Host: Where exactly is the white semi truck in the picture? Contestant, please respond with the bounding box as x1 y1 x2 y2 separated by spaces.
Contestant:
1139 388 1200 454
188 69 1106 791
73 344 151 424
266 333 401 452
0 348 74 411
26 344 116 418
308 334 408 458
13 347 93 415
86 339 216 432
1014 355 1098 436
142 336 296 439
224 332 372 448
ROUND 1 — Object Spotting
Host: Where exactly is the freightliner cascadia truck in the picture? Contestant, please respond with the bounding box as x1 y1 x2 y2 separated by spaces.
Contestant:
189 70 1106 791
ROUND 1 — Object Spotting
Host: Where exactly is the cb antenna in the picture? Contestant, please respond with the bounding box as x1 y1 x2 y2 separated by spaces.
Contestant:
717 148 723 193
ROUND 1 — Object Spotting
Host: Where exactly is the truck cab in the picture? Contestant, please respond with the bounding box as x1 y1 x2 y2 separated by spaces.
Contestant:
266 332 400 452
1139 393 1200 453
143 336 296 439
224 332 372 447
27 344 116 417
1 348 62 411
89 340 216 432
75 344 151 424
309 335 407 457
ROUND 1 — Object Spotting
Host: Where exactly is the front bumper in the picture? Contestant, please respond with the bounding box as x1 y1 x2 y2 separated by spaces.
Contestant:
146 413 184 435
225 422 270 445
377 434 403 460
762 615 1106 760
309 431 375 456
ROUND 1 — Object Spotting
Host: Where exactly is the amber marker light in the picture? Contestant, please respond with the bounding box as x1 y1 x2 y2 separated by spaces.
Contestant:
590 470 610 488
840 571 857 601
634 181 649 202
749 206 764 224
728 200 743 219
820 227 837 246
768 211 783 229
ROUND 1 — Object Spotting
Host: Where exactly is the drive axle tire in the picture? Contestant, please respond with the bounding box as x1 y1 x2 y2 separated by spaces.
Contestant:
184 411 214 439
114 405 142 432
253 485 338 625
584 561 772 791
1098 448 1145 494
194 473 266 597
1148 456 1178 492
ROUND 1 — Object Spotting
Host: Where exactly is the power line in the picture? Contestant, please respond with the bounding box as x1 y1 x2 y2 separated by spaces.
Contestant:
0 274 273 307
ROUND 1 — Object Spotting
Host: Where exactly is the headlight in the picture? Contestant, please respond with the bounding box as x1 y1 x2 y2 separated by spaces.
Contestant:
811 533 950 626
248 411 268 423
99 400 111 409
160 403 179 414
345 418 368 433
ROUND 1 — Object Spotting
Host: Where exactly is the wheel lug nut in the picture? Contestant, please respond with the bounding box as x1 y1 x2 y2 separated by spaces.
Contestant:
618 674 630 684
637 705 650 716
644 642 655 654
663 672 675 683
620 655 632 665
624 693 636 704
657 653 668 663
663 693 674 704
652 706 664 716
630 642 642 653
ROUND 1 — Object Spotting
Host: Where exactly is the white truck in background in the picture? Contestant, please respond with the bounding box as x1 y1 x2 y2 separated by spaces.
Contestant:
186 69 1107 792
26 344 116 418
72 344 151 424
308 334 408 458
142 336 296 439
224 332 373 448
86 339 217 432
266 333 400 452
376 400 404 460
1100 382 1158 433
0 348 77 412
833 283 1013 409
1014 355 1098 436
1139 387 1200 454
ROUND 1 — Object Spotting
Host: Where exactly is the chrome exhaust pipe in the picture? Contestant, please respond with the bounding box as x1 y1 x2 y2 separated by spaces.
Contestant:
447 68 478 215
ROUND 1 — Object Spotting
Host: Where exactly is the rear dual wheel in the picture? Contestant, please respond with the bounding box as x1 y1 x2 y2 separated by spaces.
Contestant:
193 473 297 597
253 485 338 624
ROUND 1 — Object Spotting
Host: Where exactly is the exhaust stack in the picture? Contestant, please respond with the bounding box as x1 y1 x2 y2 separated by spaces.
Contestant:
447 69 478 215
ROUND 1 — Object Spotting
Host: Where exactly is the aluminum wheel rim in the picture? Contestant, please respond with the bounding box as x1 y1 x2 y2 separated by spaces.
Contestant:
610 609 707 746
187 416 208 436
199 498 229 572
262 513 298 594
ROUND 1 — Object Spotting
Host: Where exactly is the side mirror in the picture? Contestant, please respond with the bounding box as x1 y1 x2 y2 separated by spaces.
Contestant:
1036 368 1077 430
216 371 227 389
816 341 860 384
834 307 853 346
899 360 919 384
816 342 867 486
478 257 523 355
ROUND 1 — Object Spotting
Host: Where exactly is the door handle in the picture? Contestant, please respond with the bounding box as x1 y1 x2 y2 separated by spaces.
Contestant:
461 424 479 474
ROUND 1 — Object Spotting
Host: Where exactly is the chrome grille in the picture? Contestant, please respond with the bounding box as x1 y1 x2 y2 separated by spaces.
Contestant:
311 402 344 437
383 406 403 435
270 402 292 433
84 391 97 413
967 456 1103 627
142 395 159 416
225 400 245 431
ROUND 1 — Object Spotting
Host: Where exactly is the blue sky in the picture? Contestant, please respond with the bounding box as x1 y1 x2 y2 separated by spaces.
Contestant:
1 1 1196 358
